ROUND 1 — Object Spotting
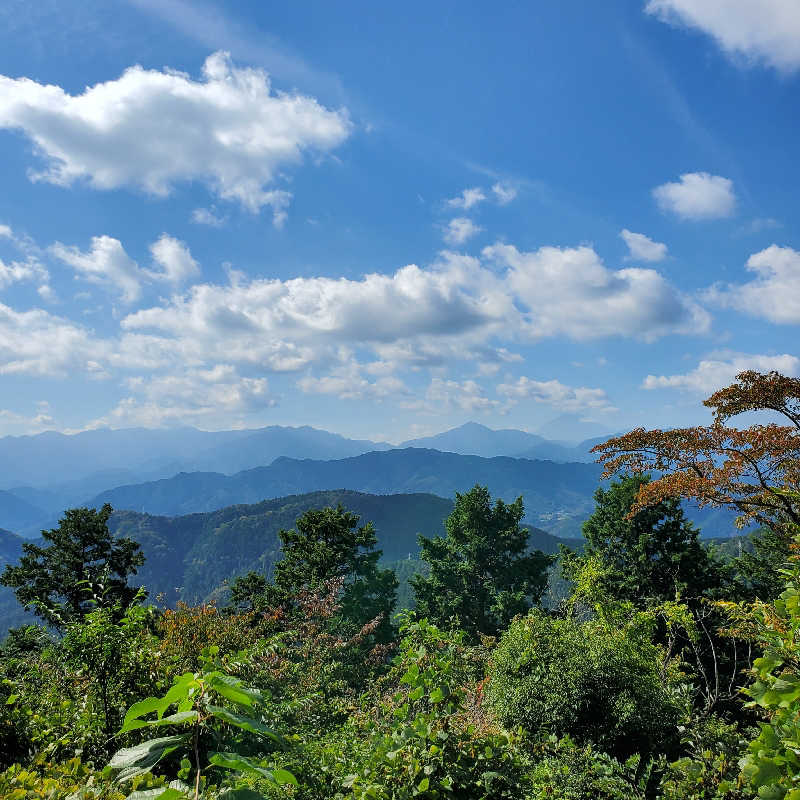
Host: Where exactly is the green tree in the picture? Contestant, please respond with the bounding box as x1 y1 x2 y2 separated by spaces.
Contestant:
578 474 725 605
0 505 144 629
268 504 398 640
411 485 551 639
227 570 270 614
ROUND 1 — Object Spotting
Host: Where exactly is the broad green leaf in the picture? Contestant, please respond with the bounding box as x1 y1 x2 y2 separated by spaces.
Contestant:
124 711 198 731
207 705 282 742
109 735 189 776
210 675 263 708
208 752 297 785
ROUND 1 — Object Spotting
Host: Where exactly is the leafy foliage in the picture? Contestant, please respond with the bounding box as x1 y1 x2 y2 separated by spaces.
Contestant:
109 645 296 799
411 485 552 639
593 370 800 535
486 607 682 761
0 505 144 629
267 504 397 642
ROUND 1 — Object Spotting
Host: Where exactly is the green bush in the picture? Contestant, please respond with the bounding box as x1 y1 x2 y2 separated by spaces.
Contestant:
525 736 649 800
486 609 681 761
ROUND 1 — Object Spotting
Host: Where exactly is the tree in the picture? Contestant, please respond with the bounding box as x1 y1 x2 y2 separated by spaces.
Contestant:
268 504 398 639
593 370 800 597
0 504 144 629
411 485 552 639
578 474 724 605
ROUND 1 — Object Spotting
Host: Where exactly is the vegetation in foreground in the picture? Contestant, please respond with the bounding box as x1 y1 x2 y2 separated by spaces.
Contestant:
1 369 800 799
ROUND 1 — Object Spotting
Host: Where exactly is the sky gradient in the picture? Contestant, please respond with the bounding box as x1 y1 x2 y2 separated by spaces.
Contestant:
0 0 798 443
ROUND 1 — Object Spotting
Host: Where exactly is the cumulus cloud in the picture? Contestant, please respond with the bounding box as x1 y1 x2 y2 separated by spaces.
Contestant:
653 172 736 220
88 364 275 428
0 51 351 218
447 187 486 210
0 402 55 436
443 217 482 245
643 352 800 394
646 0 800 73
147 234 201 285
298 360 409 401
52 233 202 301
484 243 709 340
122 251 514 371
51 236 144 303
620 229 668 262
497 376 615 413
0 302 104 376
705 244 800 324
0 256 50 290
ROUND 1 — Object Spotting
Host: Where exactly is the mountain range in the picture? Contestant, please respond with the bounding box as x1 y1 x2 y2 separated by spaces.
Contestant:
88 448 604 523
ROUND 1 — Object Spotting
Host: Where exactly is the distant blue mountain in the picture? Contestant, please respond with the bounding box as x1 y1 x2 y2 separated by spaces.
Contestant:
89 448 604 525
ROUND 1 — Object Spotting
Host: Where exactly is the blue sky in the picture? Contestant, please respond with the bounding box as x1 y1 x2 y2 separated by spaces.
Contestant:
0 0 798 443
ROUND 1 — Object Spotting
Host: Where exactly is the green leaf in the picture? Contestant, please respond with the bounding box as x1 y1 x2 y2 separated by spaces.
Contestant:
207 705 282 742
428 687 445 703
109 734 189 779
124 711 199 731
210 675 263 708
417 776 430 791
208 752 297 785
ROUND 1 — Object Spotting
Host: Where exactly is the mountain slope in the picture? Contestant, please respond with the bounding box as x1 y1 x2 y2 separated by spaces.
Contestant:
0 491 579 634
90 448 604 524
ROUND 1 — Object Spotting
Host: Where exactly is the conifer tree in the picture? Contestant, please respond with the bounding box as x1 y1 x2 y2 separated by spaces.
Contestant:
268 504 397 639
0 504 144 629
411 485 551 639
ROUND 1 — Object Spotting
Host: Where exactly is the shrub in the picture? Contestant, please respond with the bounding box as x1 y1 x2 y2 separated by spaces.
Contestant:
486 609 681 760
525 736 649 800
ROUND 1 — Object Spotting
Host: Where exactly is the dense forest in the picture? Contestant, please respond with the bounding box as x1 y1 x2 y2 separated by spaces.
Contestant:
2 370 800 799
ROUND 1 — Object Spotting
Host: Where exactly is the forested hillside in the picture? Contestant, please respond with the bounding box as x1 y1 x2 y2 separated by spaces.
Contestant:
2 371 799 800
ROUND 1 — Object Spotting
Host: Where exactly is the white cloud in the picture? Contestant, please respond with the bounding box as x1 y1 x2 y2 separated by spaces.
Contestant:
484 243 709 340
191 207 226 227
443 217 483 245
0 403 55 436
620 228 668 262
402 377 498 414
147 234 201 285
497 376 615 413
0 256 50 290
89 364 275 428
298 360 409 401
51 233 202 301
653 172 736 220
704 244 800 324
643 352 800 394
0 51 351 216
122 251 514 371
491 182 517 205
0 302 104 376
51 235 144 303
646 0 800 73
447 187 486 210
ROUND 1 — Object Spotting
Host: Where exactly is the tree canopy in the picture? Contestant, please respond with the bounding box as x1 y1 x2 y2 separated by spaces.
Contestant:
0 504 144 629
592 370 800 533
578 474 724 605
411 485 551 638
268 504 398 639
